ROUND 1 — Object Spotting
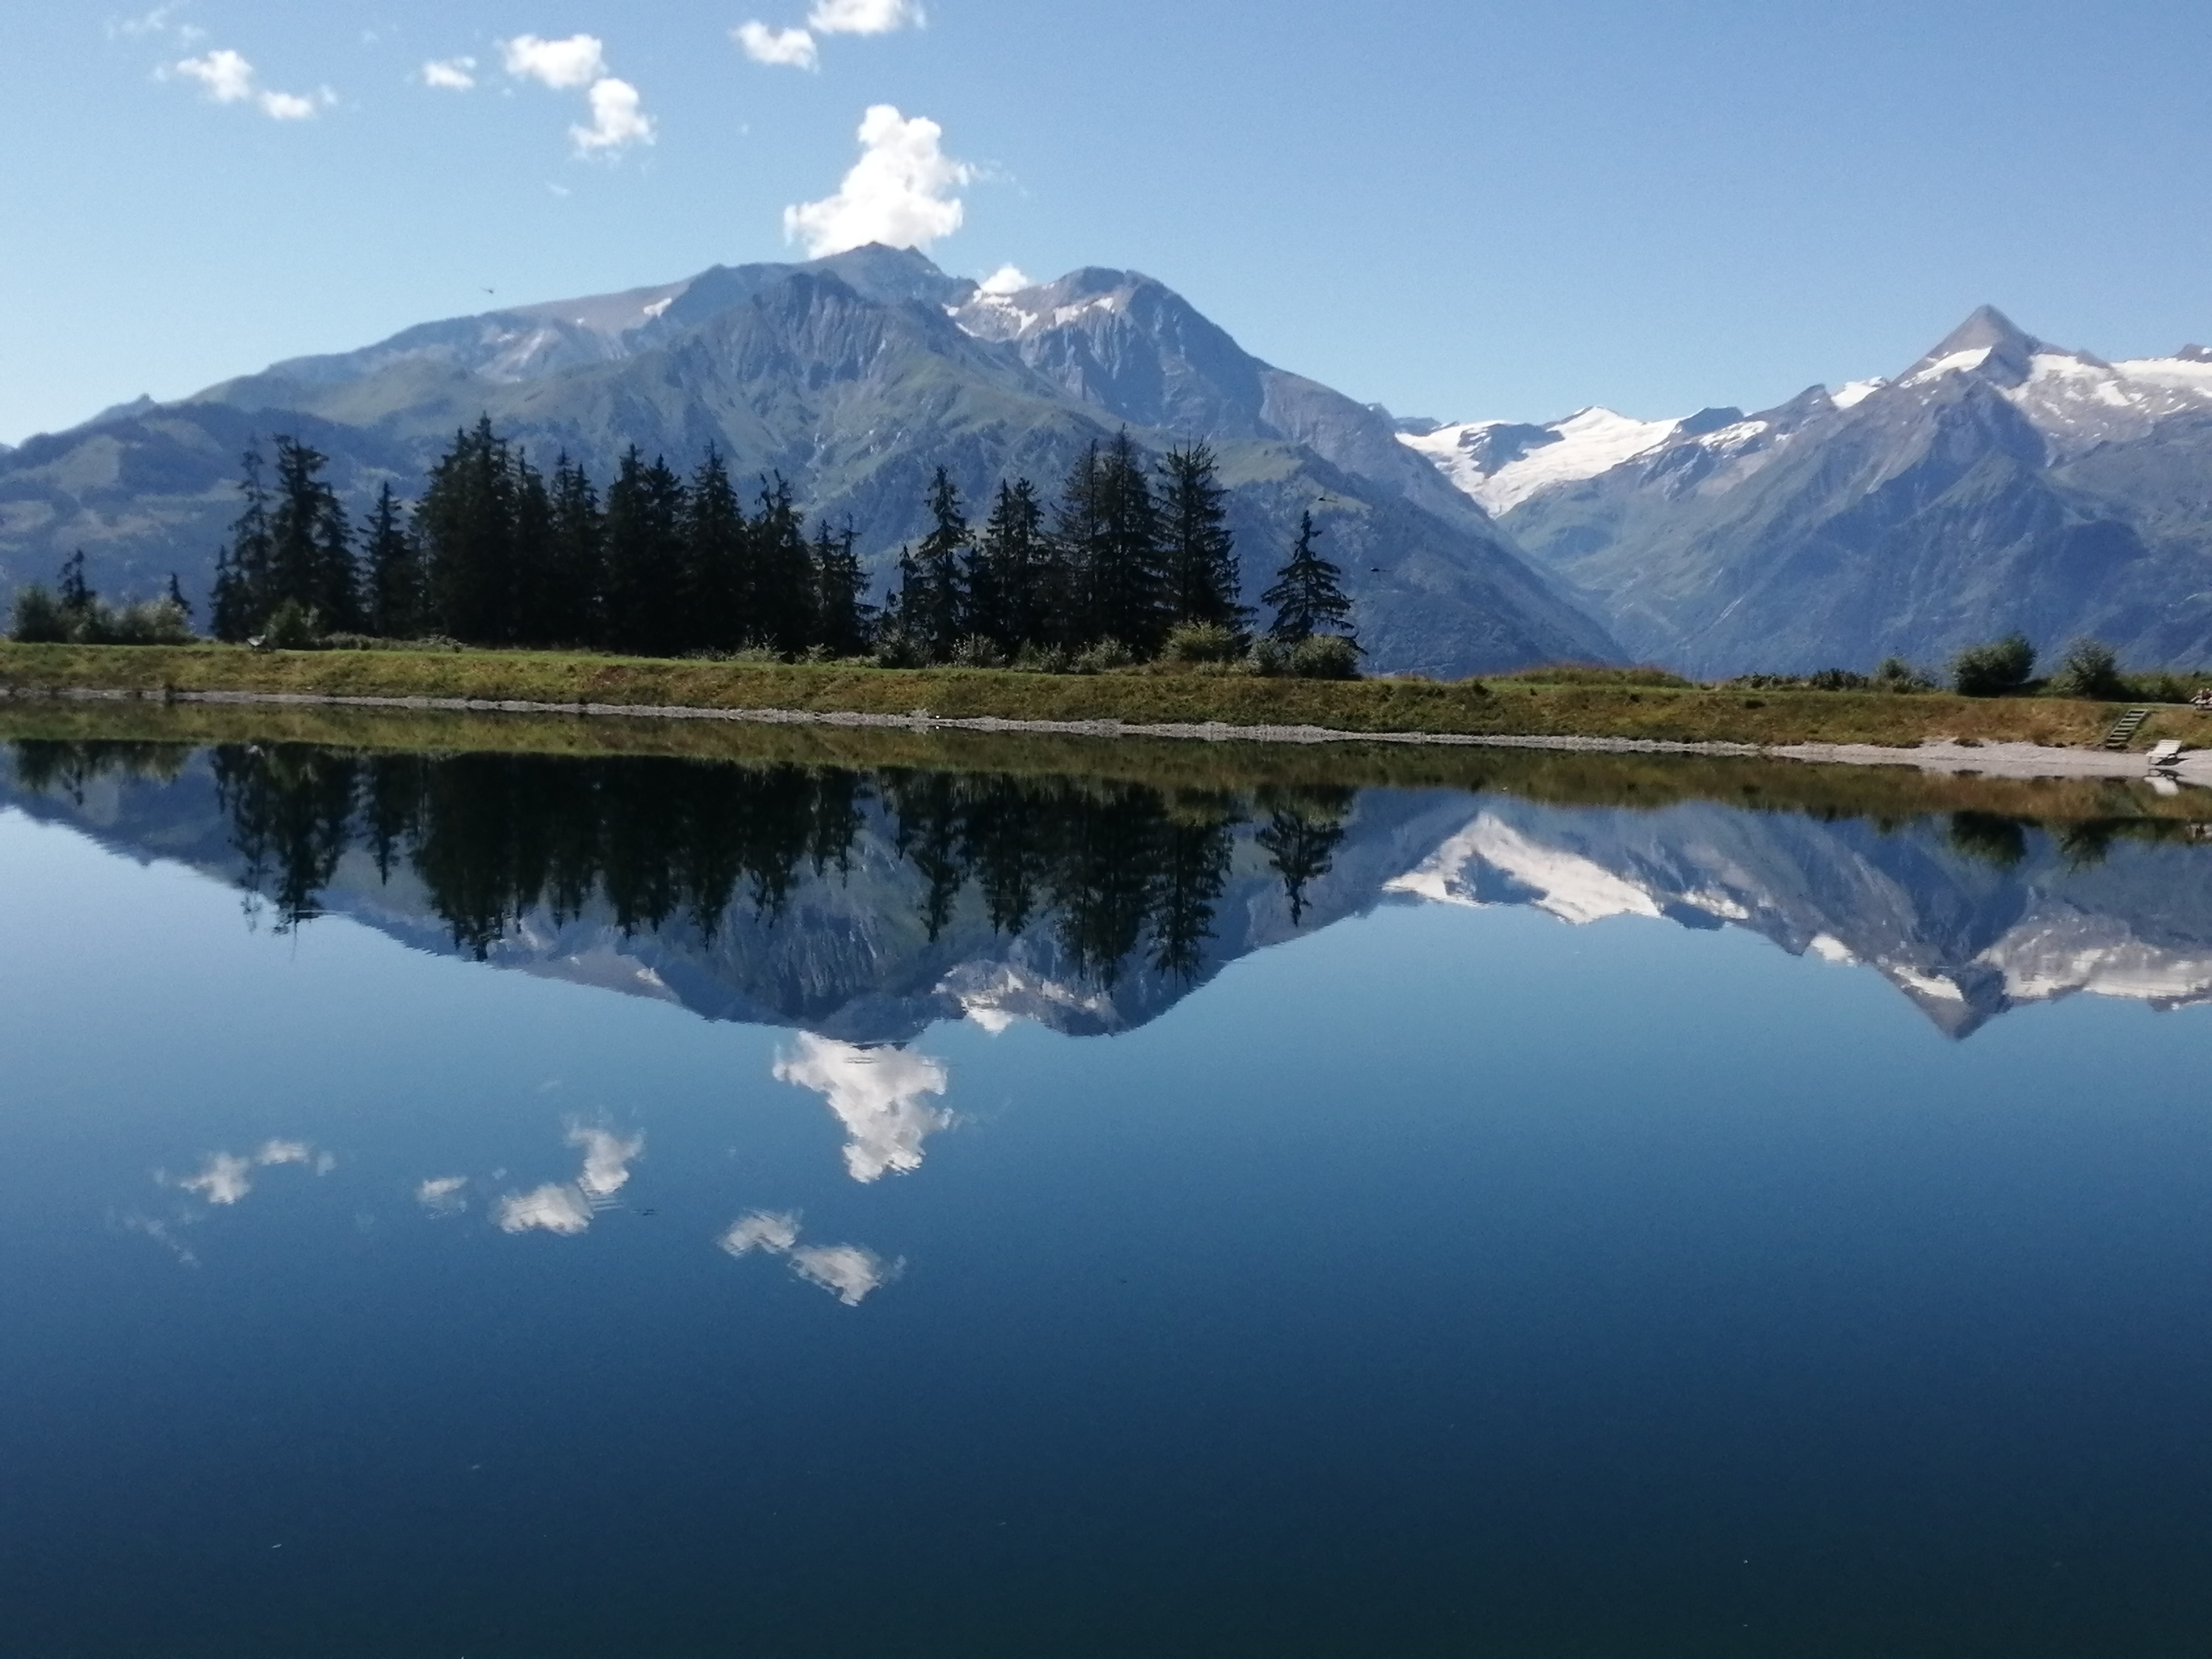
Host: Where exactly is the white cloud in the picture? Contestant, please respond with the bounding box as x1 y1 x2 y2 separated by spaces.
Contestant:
416 1176 470 1214
978 264 1030 296
734 22 818 69
496 1183 594 1235
773 1034 952 1183
501 33 607 89
568 1126 643 1197
112 4 203 43
789 1244 899 1305
783 104 971 258
718 1210 802 1256
169 49 328 120
172 1138 319 1205
807 0 924 35
172 47 254 102
421 57 476 90
571 76 653 154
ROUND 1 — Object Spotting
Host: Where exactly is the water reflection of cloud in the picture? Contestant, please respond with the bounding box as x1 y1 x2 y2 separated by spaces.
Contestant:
569 1127 642 1197
789 1244 899 1305
416 1176 470 1215
718 1210 801 1255
492 1125 643 1236
717 1209 899 1305
173 1138 325 1205
773 1035 951 1183
496 1183 596 1235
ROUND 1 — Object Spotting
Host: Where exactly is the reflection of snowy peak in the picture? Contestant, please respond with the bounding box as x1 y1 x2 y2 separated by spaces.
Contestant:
9 751 2210 1044
1386 800 2212 1036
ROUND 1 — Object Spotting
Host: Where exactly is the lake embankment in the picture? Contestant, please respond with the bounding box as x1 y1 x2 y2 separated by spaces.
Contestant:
1 642 2208 782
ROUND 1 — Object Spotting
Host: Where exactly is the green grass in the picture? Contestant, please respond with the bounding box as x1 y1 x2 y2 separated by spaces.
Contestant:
5 691 2207 831
1 640 2206 751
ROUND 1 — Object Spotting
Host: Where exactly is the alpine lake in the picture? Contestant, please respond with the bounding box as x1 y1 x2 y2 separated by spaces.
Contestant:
4 702 2211 1659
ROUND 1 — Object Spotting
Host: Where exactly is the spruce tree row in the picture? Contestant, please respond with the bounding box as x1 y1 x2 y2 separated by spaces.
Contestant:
207 419 1354 665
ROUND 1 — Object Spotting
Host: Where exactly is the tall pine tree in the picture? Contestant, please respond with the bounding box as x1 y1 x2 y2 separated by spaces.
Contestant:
749 474 816 653
417 419 517 644
1157 442 1246 636
682 448 748 653
810 521 874 657
602 448 688 656
211 441 274 641
966 478 1050 653
901 466 969 660
362 483 423 639
1262 510 1354 645
544 454 606 647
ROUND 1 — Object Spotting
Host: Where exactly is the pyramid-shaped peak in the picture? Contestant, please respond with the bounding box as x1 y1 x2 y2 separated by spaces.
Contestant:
1922 304 2043 363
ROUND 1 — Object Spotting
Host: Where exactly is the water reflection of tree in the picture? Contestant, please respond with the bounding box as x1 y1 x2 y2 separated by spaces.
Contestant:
1256 786 1355 926
17 741 1262 987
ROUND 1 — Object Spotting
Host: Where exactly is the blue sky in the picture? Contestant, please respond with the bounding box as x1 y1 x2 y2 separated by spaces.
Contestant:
4 0 2209 445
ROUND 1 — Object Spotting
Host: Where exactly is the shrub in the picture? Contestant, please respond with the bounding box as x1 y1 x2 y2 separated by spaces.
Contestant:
2051 638 2122 700
871 628 926 669
1806 667 1871 691
948 634 1006 669
1950 634 2035 697
102 599 195 646
1162 622 1243 664
1288 634 1362 680
1246 637 1291 677
9 584 70 643
1873 657 1936 693
1071 637 1137 674
1010 643 1073 675
2123 669 2212 704
259 599 324 651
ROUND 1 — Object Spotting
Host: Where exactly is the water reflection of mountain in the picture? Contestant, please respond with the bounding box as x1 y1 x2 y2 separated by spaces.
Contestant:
5 741 2208 1041
1393 799 2212 1036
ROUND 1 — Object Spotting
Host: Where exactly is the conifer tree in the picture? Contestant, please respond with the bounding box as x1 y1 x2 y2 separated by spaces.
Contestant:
57 549 94 615
268 436 358 631
1158 442 1246 636
967 478 1049 652
164 572 194 620
361 483 422 639
1262 509 1354 646
1051 442 1106 649
810 521 874 657
683 448 748 652
509 450 554 644
1061 432 1167 652
750 474 815 652
903 466 969 659
417 419 517 644
545 454 605 647
603 448 688 656
212 441 274 641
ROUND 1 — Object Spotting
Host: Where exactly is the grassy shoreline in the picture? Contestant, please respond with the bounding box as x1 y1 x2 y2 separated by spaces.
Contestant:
5 688 2209 830
1 641 2205 751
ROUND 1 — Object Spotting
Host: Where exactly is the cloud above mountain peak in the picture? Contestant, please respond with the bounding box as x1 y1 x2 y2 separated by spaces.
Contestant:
783 104 971 257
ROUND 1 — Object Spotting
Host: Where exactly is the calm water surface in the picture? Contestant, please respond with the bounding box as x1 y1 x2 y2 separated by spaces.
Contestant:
2 738 2211 1657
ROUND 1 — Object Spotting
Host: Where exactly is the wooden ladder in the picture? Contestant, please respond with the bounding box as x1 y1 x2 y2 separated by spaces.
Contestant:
2103 707 2152 750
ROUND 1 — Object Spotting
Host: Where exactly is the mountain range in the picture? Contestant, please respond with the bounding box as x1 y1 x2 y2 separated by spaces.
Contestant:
8 259 2212 678
0 247 1613 679
1400 307 2212 676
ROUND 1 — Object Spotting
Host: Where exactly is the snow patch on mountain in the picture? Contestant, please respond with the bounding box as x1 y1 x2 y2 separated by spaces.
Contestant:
1398 408 1684 515
1901 346 1993 388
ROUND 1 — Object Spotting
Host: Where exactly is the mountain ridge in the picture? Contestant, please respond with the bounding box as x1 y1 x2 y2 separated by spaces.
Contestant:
0 247 1618 679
